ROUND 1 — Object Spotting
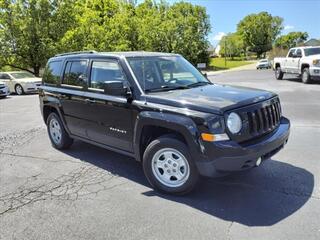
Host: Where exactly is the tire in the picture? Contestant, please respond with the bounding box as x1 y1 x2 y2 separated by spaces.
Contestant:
275 66 284 80
47 112 73 150
15 84 24 95
143 136 199 195
302 68 312 84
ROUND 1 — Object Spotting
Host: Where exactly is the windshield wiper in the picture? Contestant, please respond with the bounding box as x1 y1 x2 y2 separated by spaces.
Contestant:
187 81 212 88
145 85 190 93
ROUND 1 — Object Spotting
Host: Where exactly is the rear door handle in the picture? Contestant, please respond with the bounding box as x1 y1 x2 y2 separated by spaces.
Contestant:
85 98 96 104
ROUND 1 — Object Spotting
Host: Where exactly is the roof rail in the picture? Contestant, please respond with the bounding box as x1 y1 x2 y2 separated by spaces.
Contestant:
54 50 97 57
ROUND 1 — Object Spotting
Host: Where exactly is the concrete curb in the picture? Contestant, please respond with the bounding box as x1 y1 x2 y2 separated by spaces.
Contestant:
204 62 258 76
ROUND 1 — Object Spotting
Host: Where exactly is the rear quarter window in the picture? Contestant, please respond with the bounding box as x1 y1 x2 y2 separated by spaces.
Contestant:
43 61 62 85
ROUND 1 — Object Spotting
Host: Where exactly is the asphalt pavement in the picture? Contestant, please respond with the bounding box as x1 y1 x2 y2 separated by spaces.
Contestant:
0 69 319 240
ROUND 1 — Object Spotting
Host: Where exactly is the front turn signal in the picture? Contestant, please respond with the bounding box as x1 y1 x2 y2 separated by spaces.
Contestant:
201 133 215 142
201 133 230 142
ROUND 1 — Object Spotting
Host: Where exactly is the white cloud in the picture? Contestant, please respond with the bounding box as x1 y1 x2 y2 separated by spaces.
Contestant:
213 32 226 41
284 25 294 30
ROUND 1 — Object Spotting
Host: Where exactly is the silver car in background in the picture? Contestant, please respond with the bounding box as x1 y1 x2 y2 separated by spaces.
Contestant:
0 81 10 98
256 59 271 69
0 71 42 95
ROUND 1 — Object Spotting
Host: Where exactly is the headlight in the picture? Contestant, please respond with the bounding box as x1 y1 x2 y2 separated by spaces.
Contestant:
313 59 320 66
227 112 242 134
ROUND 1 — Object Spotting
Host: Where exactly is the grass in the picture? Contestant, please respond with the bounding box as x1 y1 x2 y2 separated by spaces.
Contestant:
209 57 252 71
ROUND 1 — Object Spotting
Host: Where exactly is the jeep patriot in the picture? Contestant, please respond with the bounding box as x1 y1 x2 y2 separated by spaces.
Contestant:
39 51 290 194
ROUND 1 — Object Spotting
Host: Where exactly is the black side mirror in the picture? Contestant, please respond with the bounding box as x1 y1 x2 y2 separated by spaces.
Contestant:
203 72 208 79
103 81 131 97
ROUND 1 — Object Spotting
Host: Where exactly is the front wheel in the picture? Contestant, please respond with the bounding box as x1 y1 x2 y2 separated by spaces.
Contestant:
143 136 199 195
47 112 73 149
15 84 24 95
302 68 312 84
275 66 284 80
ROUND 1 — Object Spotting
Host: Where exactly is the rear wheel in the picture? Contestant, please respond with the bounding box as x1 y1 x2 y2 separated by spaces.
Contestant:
47 112 73 149
275 66 284 80
302 68 312 84
143 136 199 195
15 84 24 95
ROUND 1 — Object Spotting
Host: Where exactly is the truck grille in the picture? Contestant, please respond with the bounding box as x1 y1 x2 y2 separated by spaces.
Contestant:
226 97 281 143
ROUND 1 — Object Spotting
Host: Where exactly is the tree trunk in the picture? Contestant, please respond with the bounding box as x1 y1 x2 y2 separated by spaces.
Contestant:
33 66 40 77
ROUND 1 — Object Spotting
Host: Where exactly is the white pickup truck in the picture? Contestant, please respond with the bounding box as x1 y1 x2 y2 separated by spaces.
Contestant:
273 46 320 83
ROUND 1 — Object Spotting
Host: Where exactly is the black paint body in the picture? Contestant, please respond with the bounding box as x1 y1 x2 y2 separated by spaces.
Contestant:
39 52 290 177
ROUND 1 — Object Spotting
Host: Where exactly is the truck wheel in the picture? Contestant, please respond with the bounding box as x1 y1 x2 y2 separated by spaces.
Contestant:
47 112 73 150
302 68 312 84
143 136 199 195
15 84 24 95
275 66 284 80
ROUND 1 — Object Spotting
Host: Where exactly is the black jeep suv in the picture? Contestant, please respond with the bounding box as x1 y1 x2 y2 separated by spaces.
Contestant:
39 51 290 194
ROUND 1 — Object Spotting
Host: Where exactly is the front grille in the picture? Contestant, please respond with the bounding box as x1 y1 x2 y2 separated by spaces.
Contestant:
247 101 281 135
226 97 281 143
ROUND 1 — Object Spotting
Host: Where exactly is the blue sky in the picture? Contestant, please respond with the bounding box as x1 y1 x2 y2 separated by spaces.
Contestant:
166 0 320 46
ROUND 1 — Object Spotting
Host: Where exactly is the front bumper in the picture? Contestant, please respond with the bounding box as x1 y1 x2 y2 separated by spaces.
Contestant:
196 117 290 177
24 83 41 93
310 66 320 80
0 87 10 96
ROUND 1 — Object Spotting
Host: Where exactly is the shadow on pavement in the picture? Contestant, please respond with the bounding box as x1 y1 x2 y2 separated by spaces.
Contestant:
63 140 314 227
283 77 320 84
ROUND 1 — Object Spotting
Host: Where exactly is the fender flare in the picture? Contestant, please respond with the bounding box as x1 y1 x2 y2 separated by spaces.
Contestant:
42 100 71 135
133 111 203 161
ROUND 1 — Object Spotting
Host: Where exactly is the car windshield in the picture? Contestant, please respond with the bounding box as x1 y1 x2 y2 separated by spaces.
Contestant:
127 56 210 92
260 60 268 63
304 47 320 56
10 72 35 79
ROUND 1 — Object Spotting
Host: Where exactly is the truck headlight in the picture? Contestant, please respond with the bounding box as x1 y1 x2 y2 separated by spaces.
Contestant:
313 59 320 66
227 112 242 134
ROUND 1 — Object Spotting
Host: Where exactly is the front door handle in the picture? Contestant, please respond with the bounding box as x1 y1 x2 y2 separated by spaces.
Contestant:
85 98 96 104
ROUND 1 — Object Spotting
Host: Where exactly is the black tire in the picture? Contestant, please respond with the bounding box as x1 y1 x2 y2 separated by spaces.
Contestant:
46 112 73 150
143 136 199 195
275 66 284 80
15 84 24 95
302 68 312 84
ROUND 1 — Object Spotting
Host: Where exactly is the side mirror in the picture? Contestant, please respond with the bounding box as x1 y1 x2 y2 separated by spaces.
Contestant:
203 72 208 79
103 81 131 97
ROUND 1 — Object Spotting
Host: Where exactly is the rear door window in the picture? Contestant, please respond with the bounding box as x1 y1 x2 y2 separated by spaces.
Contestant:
63 60 88 87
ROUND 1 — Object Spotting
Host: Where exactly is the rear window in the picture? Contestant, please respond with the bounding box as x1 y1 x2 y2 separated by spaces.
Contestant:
43 61 62 85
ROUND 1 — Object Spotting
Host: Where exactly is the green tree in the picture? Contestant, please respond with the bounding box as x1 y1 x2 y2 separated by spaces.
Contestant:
61 0 211 65
219 32 244 59
275 31 309 49
0 0 76 76
237 12 283 58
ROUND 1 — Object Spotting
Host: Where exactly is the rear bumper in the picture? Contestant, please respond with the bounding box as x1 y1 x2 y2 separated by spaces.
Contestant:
196 117 290 177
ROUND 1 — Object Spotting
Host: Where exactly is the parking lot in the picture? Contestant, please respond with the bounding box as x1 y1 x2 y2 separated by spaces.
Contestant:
0 69 319 240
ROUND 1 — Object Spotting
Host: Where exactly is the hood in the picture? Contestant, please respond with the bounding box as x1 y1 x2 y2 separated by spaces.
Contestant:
14 77 41 83
304 54 320 60
145 84 276 115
